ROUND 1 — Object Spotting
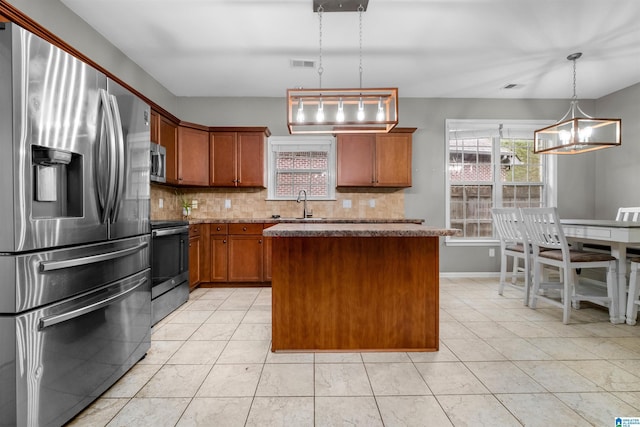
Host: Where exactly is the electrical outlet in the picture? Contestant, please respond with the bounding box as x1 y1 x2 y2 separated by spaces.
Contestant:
489 248 495 257
191 200 198 209
369 199 376 208
158 198 163 209
224 199 231 209
343 199 352 209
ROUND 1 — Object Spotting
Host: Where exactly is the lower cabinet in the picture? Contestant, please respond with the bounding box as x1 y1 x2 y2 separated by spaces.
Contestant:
201 222 271 284
188 225 202 290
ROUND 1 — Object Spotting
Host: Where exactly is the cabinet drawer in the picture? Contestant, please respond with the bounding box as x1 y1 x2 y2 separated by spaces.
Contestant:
209 223 228 235
189 224 201 237
229 223 263 235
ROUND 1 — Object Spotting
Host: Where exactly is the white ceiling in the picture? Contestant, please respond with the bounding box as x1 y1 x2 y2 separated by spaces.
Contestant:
60 0 640 99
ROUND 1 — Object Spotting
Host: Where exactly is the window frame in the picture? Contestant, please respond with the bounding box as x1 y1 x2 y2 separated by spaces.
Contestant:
267 135 337 201
445 119 557 246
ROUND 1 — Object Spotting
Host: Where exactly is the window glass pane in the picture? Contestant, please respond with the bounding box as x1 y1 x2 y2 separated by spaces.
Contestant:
446 120 553 242
273 150 330 199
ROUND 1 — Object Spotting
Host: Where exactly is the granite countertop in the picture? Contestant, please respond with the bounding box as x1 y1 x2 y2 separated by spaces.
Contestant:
262 223 461 237
188 218 425 224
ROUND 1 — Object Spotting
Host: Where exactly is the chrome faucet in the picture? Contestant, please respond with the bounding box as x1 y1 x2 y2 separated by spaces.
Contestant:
297 189 309 218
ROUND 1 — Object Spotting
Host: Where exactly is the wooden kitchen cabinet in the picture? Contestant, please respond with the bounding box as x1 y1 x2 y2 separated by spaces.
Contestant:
337 127 416 188
209 224 229 282
188 224 202 290
177 123 209 186
199 222 271 285
209 127 271 187
228 224 264 282
263 223 275 282
158 115 179 185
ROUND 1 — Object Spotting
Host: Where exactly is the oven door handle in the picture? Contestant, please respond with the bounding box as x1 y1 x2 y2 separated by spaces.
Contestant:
39 242 148 272
39 277 148 330
152 226 189 237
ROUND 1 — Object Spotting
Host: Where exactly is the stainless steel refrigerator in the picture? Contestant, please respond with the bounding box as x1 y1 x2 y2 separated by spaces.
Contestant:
0 22 151 427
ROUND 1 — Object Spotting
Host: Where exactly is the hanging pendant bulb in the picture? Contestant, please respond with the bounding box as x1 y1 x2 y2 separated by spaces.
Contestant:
357 97 365 121
296 99 305 123
316 98 325 122
376 97 385 121
336 98 345 122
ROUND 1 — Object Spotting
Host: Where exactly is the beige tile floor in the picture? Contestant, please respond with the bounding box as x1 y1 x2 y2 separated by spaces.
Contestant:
67 277 640 426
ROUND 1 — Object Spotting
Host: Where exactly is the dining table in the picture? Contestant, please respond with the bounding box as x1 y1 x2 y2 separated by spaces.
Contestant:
561 219 640 324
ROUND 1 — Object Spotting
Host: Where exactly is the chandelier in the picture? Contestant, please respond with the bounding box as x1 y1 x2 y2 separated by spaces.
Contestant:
534 52 621 154
286 1 398 134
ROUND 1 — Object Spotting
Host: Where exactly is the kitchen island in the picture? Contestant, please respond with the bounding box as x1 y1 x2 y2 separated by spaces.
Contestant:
263 223 460 352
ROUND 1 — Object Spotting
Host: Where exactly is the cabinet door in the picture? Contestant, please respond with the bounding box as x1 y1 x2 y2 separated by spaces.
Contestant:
159 116 179 184
375 133 412 187
178 126 209 186
228 235 263 282
150 110 159 143
263 223 274 282
337 134 376 186
188 235 201 289
210 235 228 282
237 132 265 187
210 132 237 186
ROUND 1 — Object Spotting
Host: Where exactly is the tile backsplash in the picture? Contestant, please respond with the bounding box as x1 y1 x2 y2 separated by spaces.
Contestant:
151 184 405 221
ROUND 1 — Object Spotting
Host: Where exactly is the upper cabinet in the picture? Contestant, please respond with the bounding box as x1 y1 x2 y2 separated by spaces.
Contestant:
337 128 416 188
210 127 270 187
151 111 179 185
177 123 209 186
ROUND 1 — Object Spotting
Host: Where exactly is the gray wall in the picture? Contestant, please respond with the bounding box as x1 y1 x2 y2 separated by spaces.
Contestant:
8 0 636 272
594 83 640 219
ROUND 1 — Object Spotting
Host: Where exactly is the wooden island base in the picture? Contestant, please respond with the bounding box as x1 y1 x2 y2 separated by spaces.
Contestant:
271 235 440 352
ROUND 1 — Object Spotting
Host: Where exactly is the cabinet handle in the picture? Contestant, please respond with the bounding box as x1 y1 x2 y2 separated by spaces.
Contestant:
216 226 221 231
243 227 247 231
259 239 262 244
223 239 227 244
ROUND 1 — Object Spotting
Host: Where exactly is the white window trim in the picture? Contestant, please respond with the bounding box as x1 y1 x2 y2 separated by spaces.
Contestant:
444 119 557 246
267 135 337 200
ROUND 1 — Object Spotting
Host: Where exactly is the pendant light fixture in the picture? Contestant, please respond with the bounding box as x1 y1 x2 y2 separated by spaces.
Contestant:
287 1 398 134
534 52 621 154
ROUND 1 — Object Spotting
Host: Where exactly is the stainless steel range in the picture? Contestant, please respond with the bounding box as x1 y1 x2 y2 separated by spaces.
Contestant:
150 220 190 325
0 22 151 427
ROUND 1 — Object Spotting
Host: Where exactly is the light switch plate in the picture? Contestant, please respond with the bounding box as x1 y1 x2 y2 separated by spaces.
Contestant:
224 199 231 209
158 198 163 209
343 199 352 209
191 200 198 209
369 199 375 208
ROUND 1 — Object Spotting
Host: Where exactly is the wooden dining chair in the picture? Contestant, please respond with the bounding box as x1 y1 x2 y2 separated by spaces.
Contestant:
491 208 531 305
521 207 619 324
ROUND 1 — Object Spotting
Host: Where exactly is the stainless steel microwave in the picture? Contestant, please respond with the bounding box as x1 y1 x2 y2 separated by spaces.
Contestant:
150 142 166 183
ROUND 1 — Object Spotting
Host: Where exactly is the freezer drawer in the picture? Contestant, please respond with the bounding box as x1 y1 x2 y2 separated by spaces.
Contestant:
0 235 150 314
0 268 151 427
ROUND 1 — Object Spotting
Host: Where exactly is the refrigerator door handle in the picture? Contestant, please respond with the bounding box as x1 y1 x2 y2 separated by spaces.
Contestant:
39 241 148 272
98 89 118 224
38 277 148 330
109 94 126 223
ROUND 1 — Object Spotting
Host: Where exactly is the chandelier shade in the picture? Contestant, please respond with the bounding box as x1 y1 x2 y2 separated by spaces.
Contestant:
533 116 621 154
287 88 398 134
533 52 622 154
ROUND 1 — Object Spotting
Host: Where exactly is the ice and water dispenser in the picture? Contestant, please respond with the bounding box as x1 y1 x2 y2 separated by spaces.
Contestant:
32 145 82 218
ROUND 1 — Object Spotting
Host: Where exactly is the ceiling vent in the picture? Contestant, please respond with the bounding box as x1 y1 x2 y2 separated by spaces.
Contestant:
503 83 521 89
291 59 316 69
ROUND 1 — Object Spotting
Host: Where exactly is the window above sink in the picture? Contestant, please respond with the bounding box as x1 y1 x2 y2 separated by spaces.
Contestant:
266 136 336 201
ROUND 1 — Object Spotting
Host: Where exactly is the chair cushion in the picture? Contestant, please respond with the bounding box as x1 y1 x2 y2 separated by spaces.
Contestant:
505 244 527 253
629 257 640 264
539 250 616 262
